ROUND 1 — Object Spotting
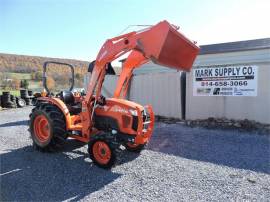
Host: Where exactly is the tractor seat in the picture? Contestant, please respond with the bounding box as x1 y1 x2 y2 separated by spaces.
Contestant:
68 103 82 115
59 90 81 115
59 90 75 105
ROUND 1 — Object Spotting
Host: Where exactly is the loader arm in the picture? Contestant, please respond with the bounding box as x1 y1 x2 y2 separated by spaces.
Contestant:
86 20 199 103
113 50 149 98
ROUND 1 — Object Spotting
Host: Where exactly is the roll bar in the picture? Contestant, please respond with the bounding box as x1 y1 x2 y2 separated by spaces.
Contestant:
42 61 75 94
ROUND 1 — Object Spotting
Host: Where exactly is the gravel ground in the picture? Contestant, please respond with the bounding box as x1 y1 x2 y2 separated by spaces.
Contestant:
0 107 269 201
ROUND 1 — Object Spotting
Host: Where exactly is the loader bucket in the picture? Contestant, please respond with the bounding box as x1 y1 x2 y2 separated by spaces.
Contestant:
138 21 200 71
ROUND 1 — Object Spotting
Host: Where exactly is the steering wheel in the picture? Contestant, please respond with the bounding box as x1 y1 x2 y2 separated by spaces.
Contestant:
91 95 106 106
98 95 106 106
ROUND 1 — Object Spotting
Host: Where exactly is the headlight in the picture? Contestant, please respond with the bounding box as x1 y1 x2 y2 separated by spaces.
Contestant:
129 109 138 116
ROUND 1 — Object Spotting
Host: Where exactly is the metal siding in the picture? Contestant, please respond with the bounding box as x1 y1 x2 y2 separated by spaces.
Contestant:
129 72 182 118
133 62 177 75
84 72 183 119
84 73 118 97
102 75 118 97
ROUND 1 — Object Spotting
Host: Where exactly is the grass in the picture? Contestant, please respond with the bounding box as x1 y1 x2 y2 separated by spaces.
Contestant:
1 72 81 93
0 90 20 96
5 72 32 80
0 72 43 94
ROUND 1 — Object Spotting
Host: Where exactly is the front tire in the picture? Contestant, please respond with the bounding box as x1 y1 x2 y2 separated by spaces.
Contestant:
29 103 67 152
88 139 117 169
125 143 146 153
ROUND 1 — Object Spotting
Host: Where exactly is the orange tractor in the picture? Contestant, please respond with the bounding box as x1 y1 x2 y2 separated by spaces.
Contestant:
29 20 199 168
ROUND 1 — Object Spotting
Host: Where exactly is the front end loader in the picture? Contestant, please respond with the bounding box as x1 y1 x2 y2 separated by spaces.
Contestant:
29 20 199 168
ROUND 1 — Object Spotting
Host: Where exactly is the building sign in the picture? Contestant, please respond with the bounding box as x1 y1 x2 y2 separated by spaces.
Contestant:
193 66 258 96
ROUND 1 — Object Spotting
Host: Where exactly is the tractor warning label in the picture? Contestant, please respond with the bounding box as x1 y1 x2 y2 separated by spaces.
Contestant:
193 66 258 96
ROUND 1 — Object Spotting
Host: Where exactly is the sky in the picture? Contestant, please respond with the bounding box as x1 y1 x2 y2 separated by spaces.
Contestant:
1 0 270 63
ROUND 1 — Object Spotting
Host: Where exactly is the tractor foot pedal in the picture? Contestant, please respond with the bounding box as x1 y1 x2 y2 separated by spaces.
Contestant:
70 131 82 137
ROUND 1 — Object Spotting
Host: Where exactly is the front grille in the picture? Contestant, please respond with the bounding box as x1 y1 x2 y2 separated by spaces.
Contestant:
142 109 150 130
122 115 131 128
142 112 147 122
132 115 138 131
132 110 150 132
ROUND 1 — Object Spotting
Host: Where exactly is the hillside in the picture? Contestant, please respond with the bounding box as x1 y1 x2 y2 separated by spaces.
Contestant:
0 53 122 92
0 53 89 73
0 53 92 91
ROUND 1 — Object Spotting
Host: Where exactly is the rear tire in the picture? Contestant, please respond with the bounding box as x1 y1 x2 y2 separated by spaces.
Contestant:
29 103 67 152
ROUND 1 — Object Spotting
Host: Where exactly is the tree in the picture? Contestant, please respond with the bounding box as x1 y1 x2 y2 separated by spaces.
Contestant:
31 71 43 80
1 72 12 89
20 79 29 89
75 72 83 87
20 80 23 88
31 72 35 80
35 71 43 80
47 76 55 90
13 79 21 90
0 72 3 88
75 73 82 80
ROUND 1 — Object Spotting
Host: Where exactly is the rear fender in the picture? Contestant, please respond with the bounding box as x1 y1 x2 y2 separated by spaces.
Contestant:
37 97 73 129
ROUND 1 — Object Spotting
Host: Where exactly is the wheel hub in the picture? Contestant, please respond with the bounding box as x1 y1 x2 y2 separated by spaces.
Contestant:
92 141 111 164
33 115 50 142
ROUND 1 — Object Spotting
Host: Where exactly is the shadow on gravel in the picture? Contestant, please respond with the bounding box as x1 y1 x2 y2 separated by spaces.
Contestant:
0 120 28 128
148 124 270 174
0 139 123 202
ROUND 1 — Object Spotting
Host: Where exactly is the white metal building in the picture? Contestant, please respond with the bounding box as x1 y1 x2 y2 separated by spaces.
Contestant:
85 38 270 123
187 38 270 124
